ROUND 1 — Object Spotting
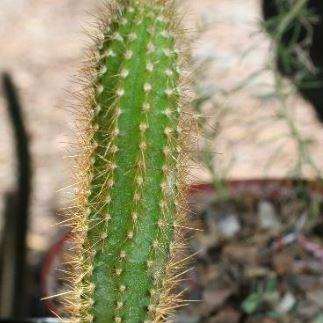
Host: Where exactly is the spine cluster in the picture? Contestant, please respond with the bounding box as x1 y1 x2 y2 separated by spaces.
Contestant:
64 1 189 322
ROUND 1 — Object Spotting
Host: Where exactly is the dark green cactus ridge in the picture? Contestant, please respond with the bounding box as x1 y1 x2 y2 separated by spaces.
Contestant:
73 1 184 322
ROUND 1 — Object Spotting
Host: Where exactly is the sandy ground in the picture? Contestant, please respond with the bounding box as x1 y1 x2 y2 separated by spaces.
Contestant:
0 0 322 247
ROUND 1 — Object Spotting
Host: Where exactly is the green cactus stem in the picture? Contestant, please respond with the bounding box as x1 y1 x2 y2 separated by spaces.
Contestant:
64 1 189 322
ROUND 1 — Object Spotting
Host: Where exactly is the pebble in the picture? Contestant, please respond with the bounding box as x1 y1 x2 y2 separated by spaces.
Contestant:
277 293 296 314
218 213 241 237
257 200 281 231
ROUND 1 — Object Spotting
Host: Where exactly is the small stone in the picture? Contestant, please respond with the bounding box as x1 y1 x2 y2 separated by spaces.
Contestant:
257 200 281 231
272 253 294 274
203 287 234 309
208 307 241 323
307 289 323 307
218 213 241 237
223 243 258 265
171 313 199 323
277 293 296 314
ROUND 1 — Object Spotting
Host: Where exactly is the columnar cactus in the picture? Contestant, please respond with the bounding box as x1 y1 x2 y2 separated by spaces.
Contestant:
64 1 189 322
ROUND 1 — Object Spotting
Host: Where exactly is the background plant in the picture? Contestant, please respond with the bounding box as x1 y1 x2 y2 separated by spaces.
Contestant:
192 0 323 199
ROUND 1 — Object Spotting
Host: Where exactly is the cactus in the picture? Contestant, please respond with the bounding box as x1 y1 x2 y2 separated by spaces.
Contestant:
63 1 189 322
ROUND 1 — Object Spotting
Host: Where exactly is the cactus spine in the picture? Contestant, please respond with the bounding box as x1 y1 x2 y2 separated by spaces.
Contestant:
64 1 189 322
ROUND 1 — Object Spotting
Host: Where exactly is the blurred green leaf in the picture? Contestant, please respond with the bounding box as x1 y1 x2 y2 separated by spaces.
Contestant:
242 293 263 314
265 276 278 293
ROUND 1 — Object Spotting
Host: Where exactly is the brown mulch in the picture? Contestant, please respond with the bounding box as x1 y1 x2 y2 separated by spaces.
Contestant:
176 187 323 323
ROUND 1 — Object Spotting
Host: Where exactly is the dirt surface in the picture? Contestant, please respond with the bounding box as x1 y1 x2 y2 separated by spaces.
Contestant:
175 182 323 323
0 0 322 257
